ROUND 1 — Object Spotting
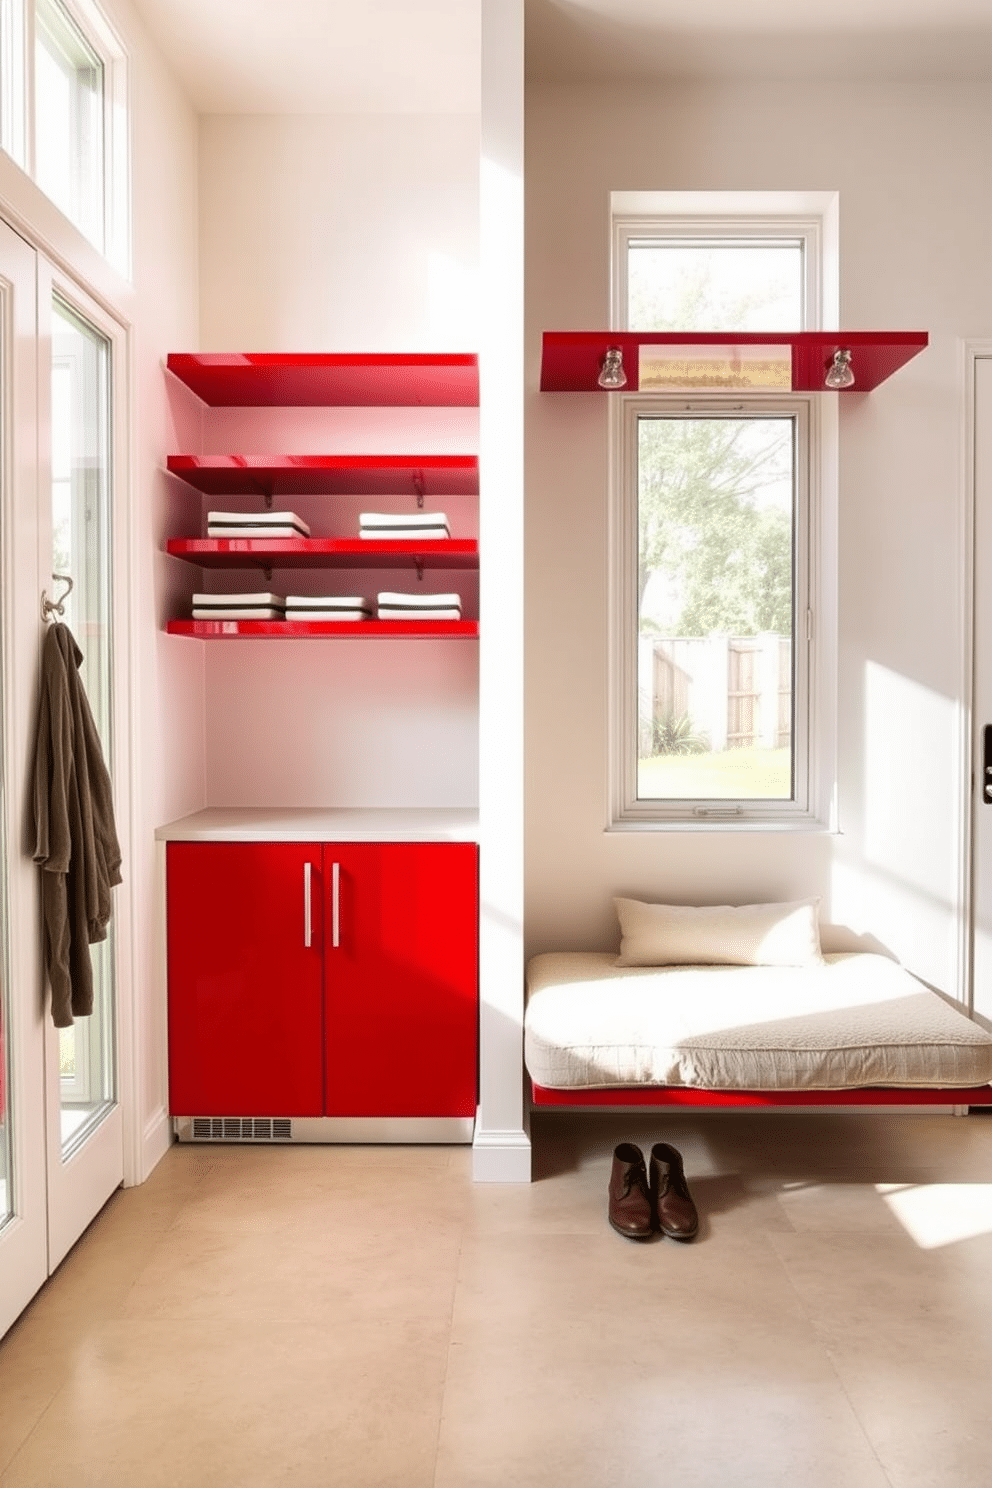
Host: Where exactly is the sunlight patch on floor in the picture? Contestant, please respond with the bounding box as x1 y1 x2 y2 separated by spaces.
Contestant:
876 1182 992 1249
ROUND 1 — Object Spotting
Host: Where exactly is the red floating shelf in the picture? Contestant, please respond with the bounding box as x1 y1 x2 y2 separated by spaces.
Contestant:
166 538 479 571
166 352 479 407
166 454 479 498
167 619 478 639
540 330 929 394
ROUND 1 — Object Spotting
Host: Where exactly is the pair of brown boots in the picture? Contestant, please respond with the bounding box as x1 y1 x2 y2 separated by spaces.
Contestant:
608 1142 699 1242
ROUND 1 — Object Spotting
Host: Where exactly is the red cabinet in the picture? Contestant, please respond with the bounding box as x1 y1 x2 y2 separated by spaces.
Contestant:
324 842 478 1117
166 841 325 1117
167 840 478 1121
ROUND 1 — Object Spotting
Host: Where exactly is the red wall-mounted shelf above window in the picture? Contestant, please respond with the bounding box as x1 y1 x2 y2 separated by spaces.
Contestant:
166 454 479 499
540 331 929 394
166 353 479 407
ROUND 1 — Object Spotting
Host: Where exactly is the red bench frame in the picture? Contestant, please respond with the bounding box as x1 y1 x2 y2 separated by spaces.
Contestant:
531 1083 992 1108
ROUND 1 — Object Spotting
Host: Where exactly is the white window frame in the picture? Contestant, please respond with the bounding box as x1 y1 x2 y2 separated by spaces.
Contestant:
608 204 838 831
614 212 824 335
0 0 27 166
2 0 129 274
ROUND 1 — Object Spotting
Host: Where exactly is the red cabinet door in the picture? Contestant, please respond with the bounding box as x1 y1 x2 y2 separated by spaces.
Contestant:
167 841 324 1117
323 842 478 1117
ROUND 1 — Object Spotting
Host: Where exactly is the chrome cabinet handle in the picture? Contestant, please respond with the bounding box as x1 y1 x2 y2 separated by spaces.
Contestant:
331 861 340 948
303 861 312 947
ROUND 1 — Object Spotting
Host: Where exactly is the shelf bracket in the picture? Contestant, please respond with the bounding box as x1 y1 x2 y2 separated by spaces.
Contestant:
413 470 425 509
415 558 424 583
243 477 273 507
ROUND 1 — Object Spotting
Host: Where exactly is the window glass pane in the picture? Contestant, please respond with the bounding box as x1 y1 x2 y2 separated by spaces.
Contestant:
628 241 804 332
1 0 27 166
51 295 115 1153
636 415 795 802
0 1001 9 1232
0 770 9 1233
34 0 104 247
0 280 11 1229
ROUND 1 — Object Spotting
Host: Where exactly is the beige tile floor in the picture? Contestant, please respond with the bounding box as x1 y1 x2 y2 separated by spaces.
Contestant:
3 1109 992 1487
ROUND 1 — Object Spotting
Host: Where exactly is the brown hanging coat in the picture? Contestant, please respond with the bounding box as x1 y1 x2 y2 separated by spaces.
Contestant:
32 623 122 1028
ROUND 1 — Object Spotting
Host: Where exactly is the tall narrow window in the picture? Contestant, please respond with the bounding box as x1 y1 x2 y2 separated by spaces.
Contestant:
611 210 829 826
29 0 129 272
1 0 27 165
34 0 104 247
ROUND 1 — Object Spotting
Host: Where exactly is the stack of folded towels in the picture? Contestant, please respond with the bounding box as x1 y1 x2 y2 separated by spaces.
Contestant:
207 510 311 539
285 595 373 622
376 591 463 621
360 511 450 541
192 592 286 620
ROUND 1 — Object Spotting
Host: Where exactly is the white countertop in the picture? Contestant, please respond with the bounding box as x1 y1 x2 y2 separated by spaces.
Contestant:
155 806 480 843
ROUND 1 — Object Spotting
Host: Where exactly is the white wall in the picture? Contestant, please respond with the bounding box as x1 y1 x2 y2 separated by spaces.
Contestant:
198 114 479 352
475 0 528 1179
112 0 201 1178
193 113 480 809
525 79 992 996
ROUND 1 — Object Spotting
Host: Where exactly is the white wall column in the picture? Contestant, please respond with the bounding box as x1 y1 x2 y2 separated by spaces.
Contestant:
475 0 529 1181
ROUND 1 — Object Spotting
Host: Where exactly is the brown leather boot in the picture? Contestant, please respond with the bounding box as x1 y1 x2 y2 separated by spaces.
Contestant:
608 1143 653 1240
649 1142 699 1241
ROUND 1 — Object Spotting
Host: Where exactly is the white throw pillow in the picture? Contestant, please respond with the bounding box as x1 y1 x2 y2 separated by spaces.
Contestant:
614 896 824 968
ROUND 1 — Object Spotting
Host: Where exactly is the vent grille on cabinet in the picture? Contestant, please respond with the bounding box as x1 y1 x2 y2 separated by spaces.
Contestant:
190 1117 293 1141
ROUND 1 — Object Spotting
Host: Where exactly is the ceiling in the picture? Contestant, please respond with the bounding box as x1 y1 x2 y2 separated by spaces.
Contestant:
125 0 482 113
526 0 992 83
125 0 992 115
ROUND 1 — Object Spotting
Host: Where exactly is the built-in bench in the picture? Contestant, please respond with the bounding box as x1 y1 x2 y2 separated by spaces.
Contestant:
525 941 992 1111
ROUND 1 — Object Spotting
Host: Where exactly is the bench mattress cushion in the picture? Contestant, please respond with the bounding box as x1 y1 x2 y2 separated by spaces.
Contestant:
524 951 992 1091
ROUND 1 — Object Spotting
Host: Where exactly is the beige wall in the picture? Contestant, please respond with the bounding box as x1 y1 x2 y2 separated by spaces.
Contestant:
524 78 992 993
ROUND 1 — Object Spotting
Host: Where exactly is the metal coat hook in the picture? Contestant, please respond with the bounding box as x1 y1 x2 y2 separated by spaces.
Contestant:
41 573 73 623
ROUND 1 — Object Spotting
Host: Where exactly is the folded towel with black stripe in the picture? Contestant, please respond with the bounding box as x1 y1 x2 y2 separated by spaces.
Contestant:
192 591 286 620
360 527 450 541
376 590 462 621
285 594 373 618
376 591 461 610
207 526 308 539
285 594 372 609
377 608 463 621
287 610 373 623
207 510 311 539
360 511 450 539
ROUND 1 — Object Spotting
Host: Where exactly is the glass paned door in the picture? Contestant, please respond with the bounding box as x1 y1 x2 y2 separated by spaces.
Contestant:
50 295 115 1158
0 228 125 1337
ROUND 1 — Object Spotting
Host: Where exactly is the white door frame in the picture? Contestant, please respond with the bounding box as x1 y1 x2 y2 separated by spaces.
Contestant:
0 178 143 1198
963 341 992 1028
0 202 137 1330
0 215 49 1337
